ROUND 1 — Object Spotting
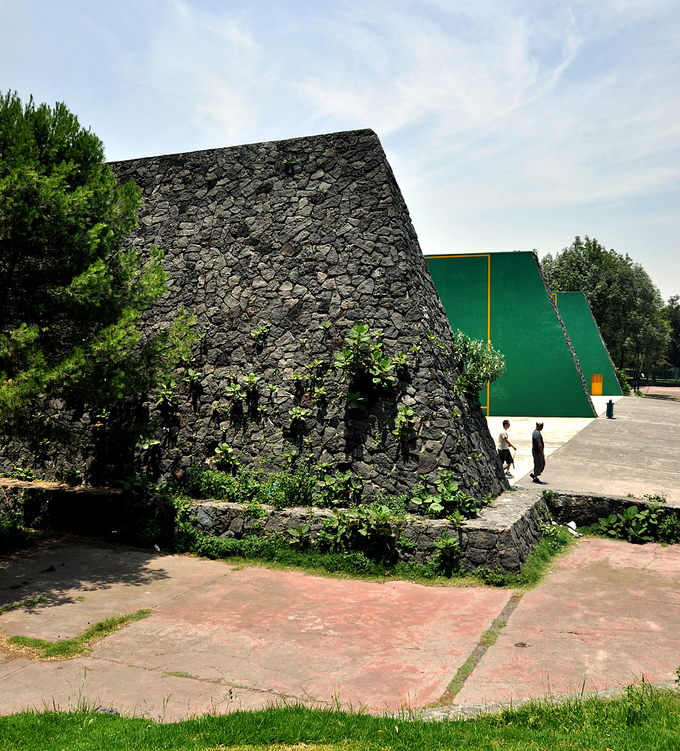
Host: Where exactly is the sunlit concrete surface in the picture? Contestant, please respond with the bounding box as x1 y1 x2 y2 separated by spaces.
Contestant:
486 395 623 483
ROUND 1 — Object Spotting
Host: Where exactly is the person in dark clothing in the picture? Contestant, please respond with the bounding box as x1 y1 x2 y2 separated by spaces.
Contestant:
530 421 545 483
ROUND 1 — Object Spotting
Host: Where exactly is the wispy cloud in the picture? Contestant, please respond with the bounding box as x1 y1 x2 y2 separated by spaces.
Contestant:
1 0 678 296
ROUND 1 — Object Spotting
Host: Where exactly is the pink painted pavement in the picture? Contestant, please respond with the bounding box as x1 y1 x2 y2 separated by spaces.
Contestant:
454 538 680 706
0 542 510 719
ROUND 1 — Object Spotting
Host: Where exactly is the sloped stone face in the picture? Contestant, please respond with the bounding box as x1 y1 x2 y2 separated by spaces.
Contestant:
103 129 506 498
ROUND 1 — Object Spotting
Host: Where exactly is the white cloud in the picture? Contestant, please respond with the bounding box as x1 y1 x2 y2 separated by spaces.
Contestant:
1 0 678 296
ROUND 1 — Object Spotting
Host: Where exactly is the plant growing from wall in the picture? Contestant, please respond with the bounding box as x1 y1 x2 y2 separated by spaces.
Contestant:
410 471 481 520
250 324 268 344
452 330 505 397
155 379 177 409
334 323 397 406
392 404 416 439
211 443 239 474
316 469 362 507
243 373 261 393
289 406 310 424
224 382 246 414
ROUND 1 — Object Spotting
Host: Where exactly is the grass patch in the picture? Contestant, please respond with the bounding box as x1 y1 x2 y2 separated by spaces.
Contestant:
0 684 679 750
0 595 49 616
479 619 506 647
8 609 152 660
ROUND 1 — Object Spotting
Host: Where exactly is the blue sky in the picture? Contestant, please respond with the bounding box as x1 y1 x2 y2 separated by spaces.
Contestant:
2 0 679 300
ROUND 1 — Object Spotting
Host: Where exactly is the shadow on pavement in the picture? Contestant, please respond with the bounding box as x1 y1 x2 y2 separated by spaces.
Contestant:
0 537 169 610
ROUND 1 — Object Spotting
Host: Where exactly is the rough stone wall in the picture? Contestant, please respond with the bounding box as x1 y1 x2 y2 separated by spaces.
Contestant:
0 129 507 499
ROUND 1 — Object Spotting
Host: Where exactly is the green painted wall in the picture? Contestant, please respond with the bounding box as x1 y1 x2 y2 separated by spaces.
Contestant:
555 292 622 396
426 252 596 417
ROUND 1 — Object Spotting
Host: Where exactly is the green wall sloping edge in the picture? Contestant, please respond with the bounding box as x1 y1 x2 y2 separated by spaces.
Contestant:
426 252 597 417
555 292 622 396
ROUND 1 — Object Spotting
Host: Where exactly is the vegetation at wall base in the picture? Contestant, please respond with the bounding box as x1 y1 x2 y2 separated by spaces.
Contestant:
595 504 680 545
1 682 679 750
0 507 54 554
170 514 573 587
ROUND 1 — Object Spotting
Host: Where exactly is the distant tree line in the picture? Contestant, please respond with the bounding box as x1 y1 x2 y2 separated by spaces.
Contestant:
542 236 678 390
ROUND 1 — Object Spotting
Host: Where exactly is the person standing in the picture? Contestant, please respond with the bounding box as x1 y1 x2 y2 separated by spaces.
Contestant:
530 421 545 483
496 419 516 477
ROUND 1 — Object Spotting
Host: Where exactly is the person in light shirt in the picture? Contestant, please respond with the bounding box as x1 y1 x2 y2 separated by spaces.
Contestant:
496 419 516 477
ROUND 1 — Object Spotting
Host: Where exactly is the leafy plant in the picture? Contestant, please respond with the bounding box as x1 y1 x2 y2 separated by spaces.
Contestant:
155 378 177 408
287 523 311 549
212 443 239 474
243 372 261 392
269 469 315 508
475 566 508 586
316 470 362 507
244 501 266 519
225 382 246 412
334 322 397 403
9 465 36 481
250 323 268 343
452 330 506 396
289 405 310 424
433 532 462 576
410 471 481 520
392 404 416 439
539 522 572 554
345 390 368 410
644 493 667 504
597 504 680 544
317 505 396 559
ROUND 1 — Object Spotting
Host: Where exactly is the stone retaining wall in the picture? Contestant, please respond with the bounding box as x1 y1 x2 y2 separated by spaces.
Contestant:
1 480 549 574
183 485 551 574
0 129 507 502
545 490 680 526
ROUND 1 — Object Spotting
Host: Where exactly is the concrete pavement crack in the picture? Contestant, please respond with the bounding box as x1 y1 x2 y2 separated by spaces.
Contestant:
434 592 523 707
90 653 298 701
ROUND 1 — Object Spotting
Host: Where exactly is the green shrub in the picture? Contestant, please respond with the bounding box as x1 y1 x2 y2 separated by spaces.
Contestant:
0 510 31 553
598 504 680 544
269 469 315 509
410 471 481 520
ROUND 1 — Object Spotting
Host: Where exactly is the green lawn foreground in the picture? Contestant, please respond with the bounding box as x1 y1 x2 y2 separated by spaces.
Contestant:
1 684 679 751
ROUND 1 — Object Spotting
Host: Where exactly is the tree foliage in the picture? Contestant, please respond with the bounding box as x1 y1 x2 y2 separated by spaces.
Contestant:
542 236 670 385
0 92 193 436
453 330 506 396
665 296 680 368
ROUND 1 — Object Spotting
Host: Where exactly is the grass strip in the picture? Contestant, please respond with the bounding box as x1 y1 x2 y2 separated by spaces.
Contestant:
183 522 575 590
0 595 49 616
0 684 679 750
8 609 152 660
436 596 521 704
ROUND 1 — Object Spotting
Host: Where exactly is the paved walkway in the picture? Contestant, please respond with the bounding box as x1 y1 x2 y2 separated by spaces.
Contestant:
1 392 679 720
517 391 680 503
